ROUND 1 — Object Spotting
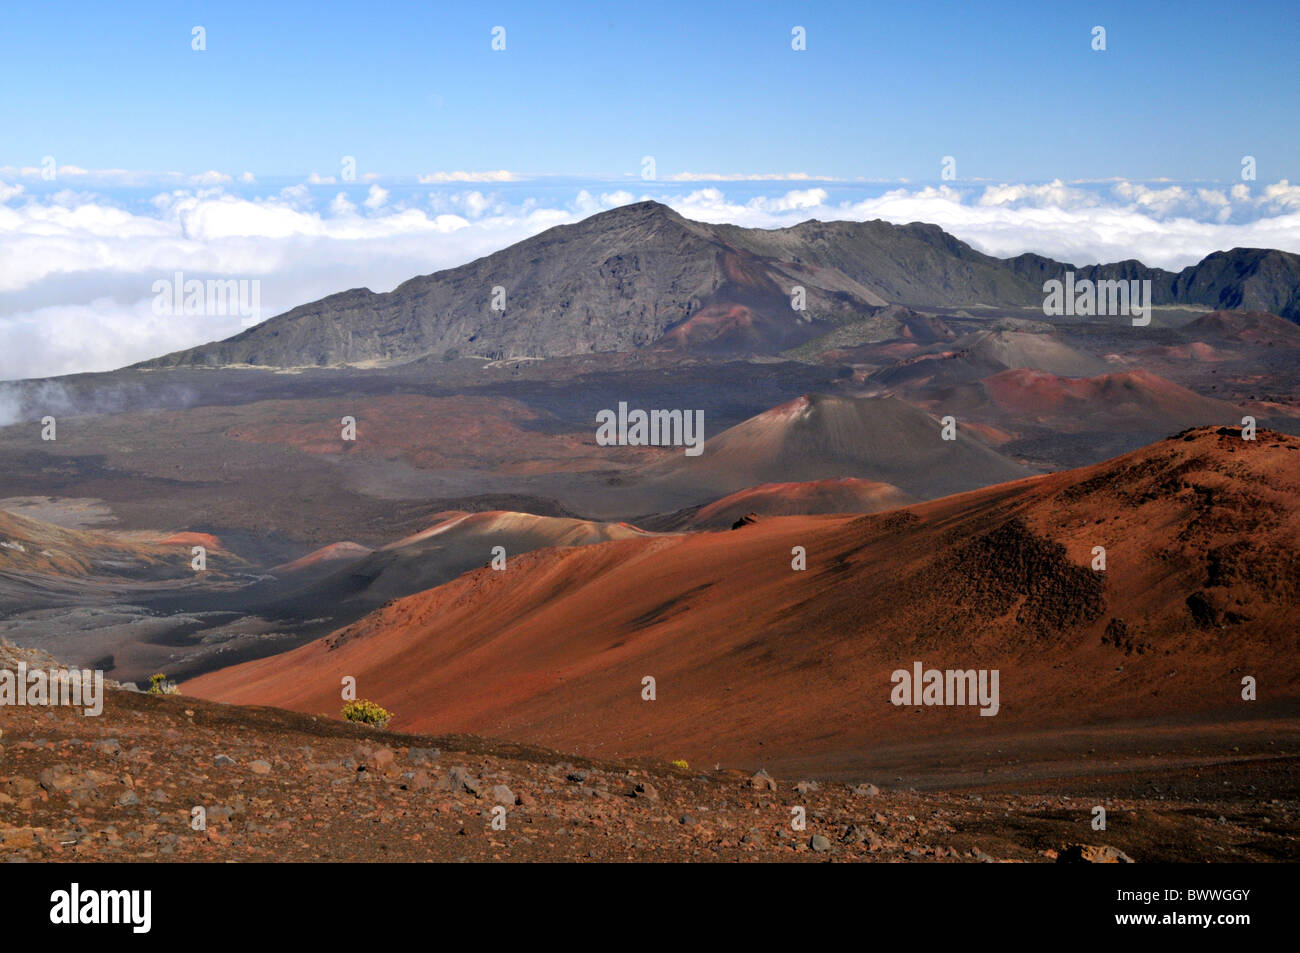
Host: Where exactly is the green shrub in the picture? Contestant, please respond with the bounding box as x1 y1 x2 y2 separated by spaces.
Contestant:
146 673 180 695
342 699 392 728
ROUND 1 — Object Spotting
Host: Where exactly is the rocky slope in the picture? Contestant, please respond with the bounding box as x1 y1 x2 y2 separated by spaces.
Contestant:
3 682 1293 862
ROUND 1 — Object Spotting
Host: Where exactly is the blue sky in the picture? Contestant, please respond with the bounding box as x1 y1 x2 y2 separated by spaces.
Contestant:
2 0 1297 183
3 1 1300 381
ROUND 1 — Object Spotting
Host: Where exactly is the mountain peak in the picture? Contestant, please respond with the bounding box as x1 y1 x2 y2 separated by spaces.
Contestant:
581 199 689 227
135 203 1300 370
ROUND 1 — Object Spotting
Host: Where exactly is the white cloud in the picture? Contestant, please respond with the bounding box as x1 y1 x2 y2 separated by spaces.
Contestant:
1261 179 1300 210
363 184 389 209
460 190 490 218
426 190 499 219
0 166 236 187
749 188 830 212
190 170 232 186
0 185 579 379
666 172 836 181
418 170 517 183
0 296 222 382
978 179 1095 209
278 183 310 206
572 189 645 216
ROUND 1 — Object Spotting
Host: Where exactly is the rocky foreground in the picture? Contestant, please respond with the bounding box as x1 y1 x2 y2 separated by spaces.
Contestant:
2 676 1296 863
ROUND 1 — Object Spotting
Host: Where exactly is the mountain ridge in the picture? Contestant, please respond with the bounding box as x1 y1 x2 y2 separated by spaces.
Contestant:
137 200 1300 369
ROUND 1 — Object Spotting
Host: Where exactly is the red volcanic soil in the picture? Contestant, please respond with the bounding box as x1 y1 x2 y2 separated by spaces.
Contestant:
957 421 1017 447
157 531 223 551
687 478 914 528
269 510 661 615
647 393 1033 500
896 313 955 342
656 250 836 351
659 304 762 349
658 250 770 350
188 428 1300 776
1187 309 1300 343
378 509 653 552
982 368 1241 429
1140 342 1223 362
272 541 373 573
0 511 236 580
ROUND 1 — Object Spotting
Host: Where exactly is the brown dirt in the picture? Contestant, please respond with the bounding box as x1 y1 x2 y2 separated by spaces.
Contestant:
2 688 1293 863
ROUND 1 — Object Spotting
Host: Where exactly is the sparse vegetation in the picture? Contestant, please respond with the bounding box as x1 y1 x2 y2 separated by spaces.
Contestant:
146 673 180 695
671 759 689 770
342 699 392 728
